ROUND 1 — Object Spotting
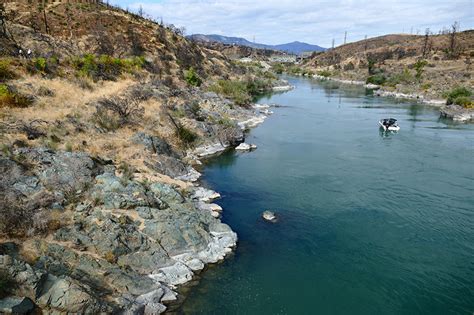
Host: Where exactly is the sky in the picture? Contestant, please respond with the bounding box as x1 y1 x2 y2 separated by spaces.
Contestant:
109 0 474 47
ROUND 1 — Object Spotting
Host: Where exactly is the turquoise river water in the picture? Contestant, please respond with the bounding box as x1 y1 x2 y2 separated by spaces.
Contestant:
179 76 474 314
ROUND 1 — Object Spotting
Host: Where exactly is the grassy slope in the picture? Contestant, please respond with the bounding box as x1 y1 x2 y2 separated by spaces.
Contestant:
302 31 474 99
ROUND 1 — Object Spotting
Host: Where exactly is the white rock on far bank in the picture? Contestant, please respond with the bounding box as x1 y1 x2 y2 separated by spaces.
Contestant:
235 143 257 151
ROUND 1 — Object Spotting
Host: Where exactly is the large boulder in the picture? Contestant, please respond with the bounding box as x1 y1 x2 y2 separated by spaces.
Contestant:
37 275 106 314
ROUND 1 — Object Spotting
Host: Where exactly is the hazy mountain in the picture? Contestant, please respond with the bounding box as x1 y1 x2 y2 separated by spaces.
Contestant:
188 34 326 54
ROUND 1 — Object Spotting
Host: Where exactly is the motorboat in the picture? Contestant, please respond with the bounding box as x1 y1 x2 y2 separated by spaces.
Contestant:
379 118 400 131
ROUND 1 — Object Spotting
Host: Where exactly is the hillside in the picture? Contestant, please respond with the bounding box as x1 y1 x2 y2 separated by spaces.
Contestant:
188 34 325 55
1 1 236 80
302 31 474 100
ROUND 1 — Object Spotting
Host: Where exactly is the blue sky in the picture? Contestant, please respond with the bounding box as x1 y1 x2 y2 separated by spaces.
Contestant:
109 0 474 47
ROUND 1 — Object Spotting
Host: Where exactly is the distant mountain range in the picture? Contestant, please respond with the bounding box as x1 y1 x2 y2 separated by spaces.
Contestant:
187 34 326 55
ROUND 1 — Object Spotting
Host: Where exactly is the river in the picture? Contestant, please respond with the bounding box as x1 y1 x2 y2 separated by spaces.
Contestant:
179 76 474 314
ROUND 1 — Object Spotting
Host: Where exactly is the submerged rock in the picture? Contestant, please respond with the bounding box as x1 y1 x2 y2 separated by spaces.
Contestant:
262 211 277 222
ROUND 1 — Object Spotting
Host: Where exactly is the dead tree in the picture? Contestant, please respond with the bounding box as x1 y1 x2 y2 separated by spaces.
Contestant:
449 21 459 58
422 28 431 58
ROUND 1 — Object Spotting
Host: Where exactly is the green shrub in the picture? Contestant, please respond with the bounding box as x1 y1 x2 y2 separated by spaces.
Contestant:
176 124 198 146
72 54 145 81
386 68 413 87
414 59 428 81
0 84 33 108
209 80 251 106
453 96 474 108
184 67 202 87
0 59 16 81
444 86 472 105
209 78 272 107
34 57 47 72
366 74 386 85
272 63 284 74
317 70 332 77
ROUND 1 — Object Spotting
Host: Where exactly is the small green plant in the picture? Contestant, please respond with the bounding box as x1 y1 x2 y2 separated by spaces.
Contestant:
34 57 47 72
414 59 428 81
104 251 117 264
386 68 413 87
317 70 332 77
176 124 198 146
367 57 376 75
65 142 73 152
452 96 474 108
366 74 386 85
444 86 472 105
0 84 33 108
0 59 16 81
271 63 284 74
184 67 202 87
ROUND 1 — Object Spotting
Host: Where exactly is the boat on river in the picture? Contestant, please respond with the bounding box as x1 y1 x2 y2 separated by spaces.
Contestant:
379 118 400 131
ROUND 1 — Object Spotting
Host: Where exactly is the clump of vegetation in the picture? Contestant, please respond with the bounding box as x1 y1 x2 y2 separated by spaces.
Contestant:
184 67 202 86
209 78 270 106
444 86 473 107
93 86 150 131
104 251 117 264
0 59 16 81
286 66 303 75
385 68 413 87
317 70 332 77
413 59 428 81
366 74 386 85
271 63 285 74
118 161 135 183
27 57 60 76
176 124 198 146
0 84 33 108
72 54 146 81
367 57 376 75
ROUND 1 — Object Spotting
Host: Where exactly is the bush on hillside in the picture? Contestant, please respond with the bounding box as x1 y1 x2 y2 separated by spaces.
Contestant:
317 70 332 77
184 67 202 86
93 86 150 130
72 54 146 81
366 74 386 85
209 78 271 107
444 86 472 105
386 68 413 87
0 84 33 108
414 59 428 81
176 124 198 146
0 59 16 81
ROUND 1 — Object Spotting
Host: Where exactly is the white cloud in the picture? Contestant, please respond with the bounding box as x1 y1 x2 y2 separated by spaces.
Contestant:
110 0 474 47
